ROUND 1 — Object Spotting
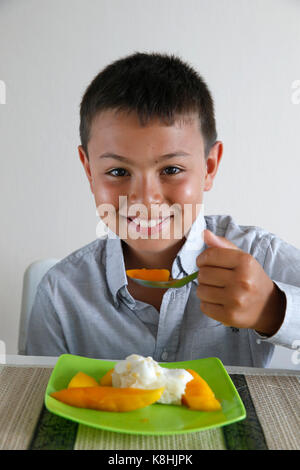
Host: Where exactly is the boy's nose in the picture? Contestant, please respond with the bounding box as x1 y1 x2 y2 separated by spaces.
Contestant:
128 175 164 207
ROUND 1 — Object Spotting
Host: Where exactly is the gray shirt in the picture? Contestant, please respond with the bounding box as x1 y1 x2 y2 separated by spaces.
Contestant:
25 213 300 367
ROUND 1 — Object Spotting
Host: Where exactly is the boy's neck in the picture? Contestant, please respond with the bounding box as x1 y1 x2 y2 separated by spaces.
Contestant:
122 239 186 272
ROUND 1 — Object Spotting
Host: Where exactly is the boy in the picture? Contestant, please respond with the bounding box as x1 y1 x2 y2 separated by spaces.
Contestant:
25 52 300 367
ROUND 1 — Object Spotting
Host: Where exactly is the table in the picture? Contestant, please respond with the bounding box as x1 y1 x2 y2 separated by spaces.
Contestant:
0 356 299 450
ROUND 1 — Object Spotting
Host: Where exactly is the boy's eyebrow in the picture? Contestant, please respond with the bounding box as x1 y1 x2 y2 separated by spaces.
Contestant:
98 151 191 162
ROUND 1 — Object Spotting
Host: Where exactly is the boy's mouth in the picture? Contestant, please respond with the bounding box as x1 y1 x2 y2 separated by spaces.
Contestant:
126 216 173 235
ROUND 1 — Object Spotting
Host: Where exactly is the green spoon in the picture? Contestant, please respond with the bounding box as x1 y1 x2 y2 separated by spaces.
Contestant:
127 270 199 288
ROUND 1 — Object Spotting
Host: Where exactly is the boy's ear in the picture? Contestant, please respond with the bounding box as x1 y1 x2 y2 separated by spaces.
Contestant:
204 141 223 192
78 145 94 194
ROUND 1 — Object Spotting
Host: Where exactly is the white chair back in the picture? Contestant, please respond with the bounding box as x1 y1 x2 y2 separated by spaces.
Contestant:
18 259 59 355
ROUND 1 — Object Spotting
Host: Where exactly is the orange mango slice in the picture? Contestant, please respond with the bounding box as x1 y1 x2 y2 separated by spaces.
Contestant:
99 368 114 386
51 386 165 412
182 369 221 411
126 269 170 282
68 371 99 389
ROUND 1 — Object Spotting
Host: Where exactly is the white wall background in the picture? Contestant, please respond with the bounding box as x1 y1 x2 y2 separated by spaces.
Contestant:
0 0 299 365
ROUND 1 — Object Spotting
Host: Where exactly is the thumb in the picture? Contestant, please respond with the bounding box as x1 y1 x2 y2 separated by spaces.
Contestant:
203 229 240 250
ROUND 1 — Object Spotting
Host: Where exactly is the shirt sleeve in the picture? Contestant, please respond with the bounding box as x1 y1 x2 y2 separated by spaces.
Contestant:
25 284 69 356
254 234 300 350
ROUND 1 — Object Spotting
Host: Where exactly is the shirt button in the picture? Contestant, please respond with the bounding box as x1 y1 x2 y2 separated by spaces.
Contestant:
161 351 168 360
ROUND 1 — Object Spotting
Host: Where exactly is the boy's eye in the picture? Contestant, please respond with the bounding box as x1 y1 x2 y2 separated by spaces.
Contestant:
162 166 182 175
107 168 129 177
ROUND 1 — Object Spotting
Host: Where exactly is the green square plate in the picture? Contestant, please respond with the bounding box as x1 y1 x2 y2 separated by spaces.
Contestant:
45 354 246 435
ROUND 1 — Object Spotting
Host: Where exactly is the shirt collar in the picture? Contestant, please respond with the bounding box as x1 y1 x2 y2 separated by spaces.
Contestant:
105 233 128 307
105 207 207 304
173 206 207 285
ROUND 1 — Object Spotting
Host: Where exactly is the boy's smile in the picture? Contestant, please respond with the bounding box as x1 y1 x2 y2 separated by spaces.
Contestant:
78 110 222 270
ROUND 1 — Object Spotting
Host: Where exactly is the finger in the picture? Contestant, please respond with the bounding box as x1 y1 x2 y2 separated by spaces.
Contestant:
197 266 234 287
197 247 242 269
203 229 240 250
197 284 225 305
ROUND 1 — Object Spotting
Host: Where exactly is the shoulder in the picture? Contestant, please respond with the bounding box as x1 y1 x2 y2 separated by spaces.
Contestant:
204 214 274 258
37 238 108 293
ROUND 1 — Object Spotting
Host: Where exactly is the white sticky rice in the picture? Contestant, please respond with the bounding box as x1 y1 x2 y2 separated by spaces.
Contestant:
112 354 193 405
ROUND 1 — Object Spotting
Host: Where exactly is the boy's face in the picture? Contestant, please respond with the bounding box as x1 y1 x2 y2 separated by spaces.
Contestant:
78 110 222 258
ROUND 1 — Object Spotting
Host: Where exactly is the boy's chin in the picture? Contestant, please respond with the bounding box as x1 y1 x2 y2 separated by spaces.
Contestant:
120 236 185 252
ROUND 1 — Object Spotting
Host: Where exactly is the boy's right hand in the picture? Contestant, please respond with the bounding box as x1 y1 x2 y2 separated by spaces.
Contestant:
196 230 285 336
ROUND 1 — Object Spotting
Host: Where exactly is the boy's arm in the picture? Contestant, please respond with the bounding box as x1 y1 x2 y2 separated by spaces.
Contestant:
25 285 68 356
253 234 300 350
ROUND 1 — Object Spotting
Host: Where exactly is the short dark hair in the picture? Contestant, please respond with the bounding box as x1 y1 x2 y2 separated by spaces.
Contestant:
79 51 217 159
